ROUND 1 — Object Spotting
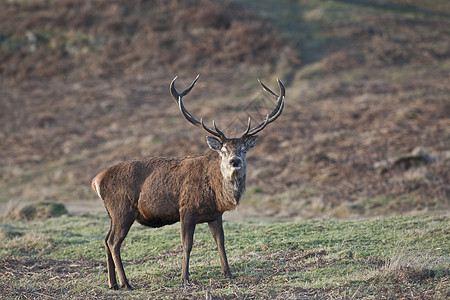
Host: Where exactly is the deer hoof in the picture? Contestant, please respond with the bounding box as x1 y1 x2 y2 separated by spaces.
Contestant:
182 279 191 286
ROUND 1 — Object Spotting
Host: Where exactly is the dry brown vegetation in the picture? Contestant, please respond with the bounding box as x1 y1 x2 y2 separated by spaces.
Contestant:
2 201 67 221
0 0 293 83
0 0 449 220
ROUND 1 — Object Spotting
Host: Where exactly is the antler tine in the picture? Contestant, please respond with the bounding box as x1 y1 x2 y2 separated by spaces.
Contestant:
240 117 252 137
171 75 226 140
241 78 285 138
199 119 226 140
213 120 226 140
258 79 278 99
170 74 200 103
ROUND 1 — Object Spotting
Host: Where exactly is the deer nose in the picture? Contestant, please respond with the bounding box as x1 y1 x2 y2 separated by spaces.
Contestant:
229 157 242 168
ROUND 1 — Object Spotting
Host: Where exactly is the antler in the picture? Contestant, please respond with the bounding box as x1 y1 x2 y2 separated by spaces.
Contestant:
240 78 285 138
170 75 227 140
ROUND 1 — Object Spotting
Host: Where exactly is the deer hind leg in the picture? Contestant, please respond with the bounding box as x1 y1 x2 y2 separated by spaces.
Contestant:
105 211 136 290
104 228 118 290
208 217 232 279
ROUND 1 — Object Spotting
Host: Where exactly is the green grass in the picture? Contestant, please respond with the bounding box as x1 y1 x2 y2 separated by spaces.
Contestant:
0 215 448 298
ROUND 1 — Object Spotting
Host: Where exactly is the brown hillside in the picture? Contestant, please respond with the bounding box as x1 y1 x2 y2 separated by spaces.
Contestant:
0 0 292 82
1 0 449 219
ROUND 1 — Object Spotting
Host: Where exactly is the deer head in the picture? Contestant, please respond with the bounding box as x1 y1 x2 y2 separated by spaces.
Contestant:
170 75 285 180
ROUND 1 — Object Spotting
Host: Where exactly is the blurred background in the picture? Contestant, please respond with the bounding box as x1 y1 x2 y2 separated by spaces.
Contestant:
1 0 449 220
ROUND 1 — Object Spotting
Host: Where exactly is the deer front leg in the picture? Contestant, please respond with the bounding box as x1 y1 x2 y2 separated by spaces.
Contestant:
180 210 196 285
208 216 232 279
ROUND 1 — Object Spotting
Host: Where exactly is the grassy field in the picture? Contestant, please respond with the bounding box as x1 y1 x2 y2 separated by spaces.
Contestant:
0 214 448 299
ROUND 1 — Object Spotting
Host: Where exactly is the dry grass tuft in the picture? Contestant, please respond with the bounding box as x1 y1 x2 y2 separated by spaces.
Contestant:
367 253 438 284
2 201 68 221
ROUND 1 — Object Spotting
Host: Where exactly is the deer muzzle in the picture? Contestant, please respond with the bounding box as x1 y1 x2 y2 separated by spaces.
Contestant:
229 157 243 170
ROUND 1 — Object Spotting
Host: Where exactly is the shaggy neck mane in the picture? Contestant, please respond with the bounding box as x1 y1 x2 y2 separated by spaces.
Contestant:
208 155 246 212
222 172 246 209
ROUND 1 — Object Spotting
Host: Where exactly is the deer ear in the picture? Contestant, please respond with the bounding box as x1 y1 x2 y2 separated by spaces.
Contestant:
245 135 258 149
206 136 222 151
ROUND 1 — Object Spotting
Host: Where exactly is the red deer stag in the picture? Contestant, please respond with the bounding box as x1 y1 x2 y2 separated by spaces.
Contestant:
92 75 285 290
